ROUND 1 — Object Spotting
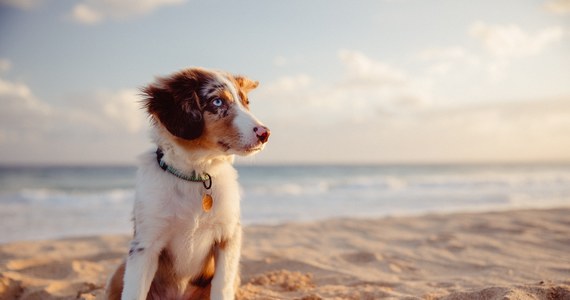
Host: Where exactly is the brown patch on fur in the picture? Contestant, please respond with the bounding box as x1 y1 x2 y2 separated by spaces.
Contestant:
203 108 240 149
233 76 259 109
106 250 218 300
142 69 214 140
159 108 239 155
143 68 261 154
191 248 216 287
105 261 125 300
220 89 234 102
181 246 218 300
216 239 228 250
105 254 180 300
235 76 259 93
184 284 212 299
146 250 181 299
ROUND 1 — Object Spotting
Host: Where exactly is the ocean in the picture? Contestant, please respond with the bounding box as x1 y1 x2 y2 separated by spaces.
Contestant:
1 164 569 243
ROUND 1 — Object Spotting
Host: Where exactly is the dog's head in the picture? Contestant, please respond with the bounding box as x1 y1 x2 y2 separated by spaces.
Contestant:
143 67 270 156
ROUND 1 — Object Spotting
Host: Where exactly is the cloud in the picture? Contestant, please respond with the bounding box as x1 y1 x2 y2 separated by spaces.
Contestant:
0 68 148 163
53 88 146 135
0 78 53 143
263 74 312 93
70 0 186 24
0 59 12 73
0 0 43 10
469 22 564 58
99 89 146 133
0 83 145 139
405 98 570 162
257 50 433 127
259 96 570 164
338 50 407 87
337 50 432 111
417 22 565 83
255 49 570 164
545 0 570 15
461 22 565 81
417 46 480 76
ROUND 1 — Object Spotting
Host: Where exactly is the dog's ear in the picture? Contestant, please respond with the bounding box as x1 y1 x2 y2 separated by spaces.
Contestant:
143 73 204 140
234 76 259 94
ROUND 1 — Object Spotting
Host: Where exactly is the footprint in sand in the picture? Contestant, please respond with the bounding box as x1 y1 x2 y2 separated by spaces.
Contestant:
248 270 315 292
6 260 74 280
340 251 380 264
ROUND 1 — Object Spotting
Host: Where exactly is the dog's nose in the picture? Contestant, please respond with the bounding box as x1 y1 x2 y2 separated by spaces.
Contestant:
253 126 270 143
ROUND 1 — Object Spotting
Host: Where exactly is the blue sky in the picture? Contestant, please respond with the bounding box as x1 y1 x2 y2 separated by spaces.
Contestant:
1 0 569 165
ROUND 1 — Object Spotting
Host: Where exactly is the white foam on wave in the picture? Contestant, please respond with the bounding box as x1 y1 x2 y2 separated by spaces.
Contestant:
241 166 570 225
2 165 570 242
5 188 134 204
0 188 135 243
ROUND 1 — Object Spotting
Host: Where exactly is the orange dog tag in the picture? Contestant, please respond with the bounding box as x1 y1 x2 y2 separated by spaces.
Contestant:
202 194 213 212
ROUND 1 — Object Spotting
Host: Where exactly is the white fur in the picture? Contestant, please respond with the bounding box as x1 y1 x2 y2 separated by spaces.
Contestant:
217 73 263 149
115 68 268 300
121 134 243 300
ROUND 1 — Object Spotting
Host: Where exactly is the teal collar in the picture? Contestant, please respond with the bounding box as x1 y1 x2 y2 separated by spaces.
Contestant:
156 148 212 189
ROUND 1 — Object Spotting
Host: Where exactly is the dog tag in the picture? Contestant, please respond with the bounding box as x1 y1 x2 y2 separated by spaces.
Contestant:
202 194 213 212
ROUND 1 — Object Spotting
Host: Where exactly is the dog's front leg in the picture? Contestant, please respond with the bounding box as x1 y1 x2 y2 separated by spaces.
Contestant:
121 237 166 300
210 226 242 300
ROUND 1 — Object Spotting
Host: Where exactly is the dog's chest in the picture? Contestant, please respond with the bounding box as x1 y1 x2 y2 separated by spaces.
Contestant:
167 220 219 277
165 179 240 277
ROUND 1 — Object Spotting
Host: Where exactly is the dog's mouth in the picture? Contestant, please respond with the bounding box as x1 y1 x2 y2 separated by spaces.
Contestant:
217 140 265 155
245 145 264 153
239 143 265 155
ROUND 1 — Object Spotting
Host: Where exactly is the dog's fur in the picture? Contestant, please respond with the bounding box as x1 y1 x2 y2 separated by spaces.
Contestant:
105 67 269 300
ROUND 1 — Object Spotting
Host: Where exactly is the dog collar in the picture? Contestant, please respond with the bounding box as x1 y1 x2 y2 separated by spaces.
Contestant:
156 148 212 189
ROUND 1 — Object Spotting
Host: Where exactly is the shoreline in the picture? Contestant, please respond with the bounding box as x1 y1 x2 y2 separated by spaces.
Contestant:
1 207 569 299
4 204 570 245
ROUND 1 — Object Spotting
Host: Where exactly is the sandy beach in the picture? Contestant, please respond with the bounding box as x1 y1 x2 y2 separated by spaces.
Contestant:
1 208 569 299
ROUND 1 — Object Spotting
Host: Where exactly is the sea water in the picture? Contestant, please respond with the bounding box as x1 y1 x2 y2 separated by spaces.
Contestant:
1 164 569 243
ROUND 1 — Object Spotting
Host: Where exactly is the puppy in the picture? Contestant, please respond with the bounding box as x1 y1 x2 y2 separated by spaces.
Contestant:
106 67 270 300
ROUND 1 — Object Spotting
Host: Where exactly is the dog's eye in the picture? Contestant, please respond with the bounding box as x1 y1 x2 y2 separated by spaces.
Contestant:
212 98 224 107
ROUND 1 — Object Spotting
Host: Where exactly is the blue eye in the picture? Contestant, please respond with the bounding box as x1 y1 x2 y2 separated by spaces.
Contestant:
212 99 224 107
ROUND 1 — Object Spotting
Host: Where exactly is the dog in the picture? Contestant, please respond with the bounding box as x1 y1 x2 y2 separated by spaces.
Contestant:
106 67 270 300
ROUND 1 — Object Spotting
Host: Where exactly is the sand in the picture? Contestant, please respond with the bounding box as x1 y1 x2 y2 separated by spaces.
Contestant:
1 208 569 299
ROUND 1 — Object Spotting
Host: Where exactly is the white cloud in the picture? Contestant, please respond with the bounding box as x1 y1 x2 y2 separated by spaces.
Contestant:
545 0 570 15
255 48 570 163
71 4 104 24
418 46 468 61
257 50 433 127
55 89 147 135
407 98 570 162
0 59 12 73
0 78 53 143
338 49 407 87
0 0 43 10
470 22 564 58
262 74 312 94
100 89 145 133
0 75 150 163
261 96 570 164
70 0 186 24
417 46 480 76
449 22 567 81
337 50 432 110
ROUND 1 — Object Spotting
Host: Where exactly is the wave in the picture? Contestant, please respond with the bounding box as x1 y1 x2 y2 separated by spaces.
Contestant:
0 188 134 205
1 165 570 242
243 170 570 196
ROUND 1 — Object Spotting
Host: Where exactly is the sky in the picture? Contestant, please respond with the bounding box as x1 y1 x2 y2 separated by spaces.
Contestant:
0 0 569 165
